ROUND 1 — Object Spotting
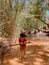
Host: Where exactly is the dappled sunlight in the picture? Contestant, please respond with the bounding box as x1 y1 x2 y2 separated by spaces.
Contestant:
23 44 49 65
0 41 49 65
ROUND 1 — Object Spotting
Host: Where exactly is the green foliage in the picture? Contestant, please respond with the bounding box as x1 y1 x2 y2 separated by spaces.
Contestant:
29 0 46 15
27 0 46 30
0 0 25 37
0 0 47 37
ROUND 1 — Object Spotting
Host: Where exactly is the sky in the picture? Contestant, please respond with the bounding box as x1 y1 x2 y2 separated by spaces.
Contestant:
46 10 49 16
12 0 29 6
19 0 29 4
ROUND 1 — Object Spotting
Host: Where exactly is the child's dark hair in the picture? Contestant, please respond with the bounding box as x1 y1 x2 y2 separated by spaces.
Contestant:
20 33 27 37
34 31 36 34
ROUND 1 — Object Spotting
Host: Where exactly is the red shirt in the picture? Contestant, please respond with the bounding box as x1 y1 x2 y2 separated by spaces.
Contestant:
19 37 27 46
19 37 26 42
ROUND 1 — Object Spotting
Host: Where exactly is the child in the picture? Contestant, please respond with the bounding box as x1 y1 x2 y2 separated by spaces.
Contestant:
19 32 27 60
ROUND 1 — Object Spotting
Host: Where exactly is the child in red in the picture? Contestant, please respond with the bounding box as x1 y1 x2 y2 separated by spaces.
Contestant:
19 33 27 59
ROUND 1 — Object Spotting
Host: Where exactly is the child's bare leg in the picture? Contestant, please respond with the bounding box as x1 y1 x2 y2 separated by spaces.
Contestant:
20 48 22 59
24 46 26 58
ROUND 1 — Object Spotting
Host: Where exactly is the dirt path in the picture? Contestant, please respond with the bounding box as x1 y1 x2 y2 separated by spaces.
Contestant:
0 39 49 65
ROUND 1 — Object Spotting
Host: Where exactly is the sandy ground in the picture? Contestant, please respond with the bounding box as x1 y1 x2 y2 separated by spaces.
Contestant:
0 38 49 65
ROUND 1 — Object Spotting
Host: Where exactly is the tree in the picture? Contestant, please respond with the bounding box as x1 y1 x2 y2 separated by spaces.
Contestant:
28 0 47 29
0 0 26 37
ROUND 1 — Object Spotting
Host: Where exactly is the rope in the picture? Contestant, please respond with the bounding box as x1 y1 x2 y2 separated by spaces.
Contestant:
10 41 30 46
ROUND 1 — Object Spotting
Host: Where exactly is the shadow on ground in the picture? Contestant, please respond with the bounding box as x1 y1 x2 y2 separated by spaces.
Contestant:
0 45 49 65
23 45 49 65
